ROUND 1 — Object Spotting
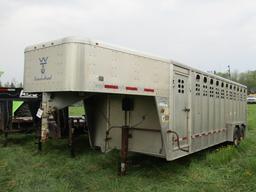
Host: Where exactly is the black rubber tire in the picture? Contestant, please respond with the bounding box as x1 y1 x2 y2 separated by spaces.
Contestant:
240 125 245 141
233 127 240 147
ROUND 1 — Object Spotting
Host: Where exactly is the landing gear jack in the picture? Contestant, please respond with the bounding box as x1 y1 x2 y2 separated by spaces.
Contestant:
119 97 133 176
119 126 129 176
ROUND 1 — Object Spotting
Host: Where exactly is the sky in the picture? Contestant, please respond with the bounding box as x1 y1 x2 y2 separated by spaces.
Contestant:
0 0 256 83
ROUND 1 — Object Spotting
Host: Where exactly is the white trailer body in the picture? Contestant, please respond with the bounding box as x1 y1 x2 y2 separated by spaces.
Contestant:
24 37 247 161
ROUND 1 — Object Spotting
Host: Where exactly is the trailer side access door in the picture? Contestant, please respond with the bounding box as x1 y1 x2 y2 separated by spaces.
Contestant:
172 69 190 152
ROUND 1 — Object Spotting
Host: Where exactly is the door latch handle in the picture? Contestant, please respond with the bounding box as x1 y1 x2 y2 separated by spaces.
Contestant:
184 107 190 112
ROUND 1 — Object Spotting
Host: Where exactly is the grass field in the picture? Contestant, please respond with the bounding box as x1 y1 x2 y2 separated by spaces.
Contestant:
69 106 85 116
0 105 256 192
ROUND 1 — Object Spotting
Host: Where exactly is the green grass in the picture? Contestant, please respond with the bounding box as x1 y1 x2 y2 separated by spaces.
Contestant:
69 106 85 116
0 105 256 192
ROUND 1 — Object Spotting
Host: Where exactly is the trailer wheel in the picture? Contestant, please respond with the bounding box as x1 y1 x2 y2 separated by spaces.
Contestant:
233 127 240 147
240 125 245 141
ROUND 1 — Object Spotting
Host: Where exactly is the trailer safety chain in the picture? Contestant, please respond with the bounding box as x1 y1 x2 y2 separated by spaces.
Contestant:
166 130 189 153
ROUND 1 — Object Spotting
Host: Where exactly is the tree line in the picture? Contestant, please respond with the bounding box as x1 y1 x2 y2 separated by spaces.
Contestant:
0 79 22 88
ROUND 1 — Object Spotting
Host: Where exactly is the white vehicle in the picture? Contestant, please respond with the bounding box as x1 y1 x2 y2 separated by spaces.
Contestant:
23 37 247 174
247 96 256 104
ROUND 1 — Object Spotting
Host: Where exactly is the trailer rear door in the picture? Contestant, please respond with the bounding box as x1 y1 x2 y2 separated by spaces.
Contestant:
173 72 190 149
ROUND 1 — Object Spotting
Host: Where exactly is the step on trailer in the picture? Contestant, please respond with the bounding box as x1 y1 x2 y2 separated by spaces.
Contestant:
24 37 247 175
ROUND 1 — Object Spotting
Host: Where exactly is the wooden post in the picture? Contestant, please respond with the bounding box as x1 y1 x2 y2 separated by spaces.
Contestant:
0 101 4 132
68 119 75 157
3 101 12 147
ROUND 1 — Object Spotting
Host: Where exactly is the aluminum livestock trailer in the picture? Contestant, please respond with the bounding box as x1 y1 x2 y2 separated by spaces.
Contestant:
24 37 247 174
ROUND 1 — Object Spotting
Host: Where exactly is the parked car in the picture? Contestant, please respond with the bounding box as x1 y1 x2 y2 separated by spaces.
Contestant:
247 96 256 104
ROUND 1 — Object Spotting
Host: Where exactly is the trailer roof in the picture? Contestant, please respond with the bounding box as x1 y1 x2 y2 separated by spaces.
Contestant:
24 36 171 63
25 36 246 88
171 60 247 88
